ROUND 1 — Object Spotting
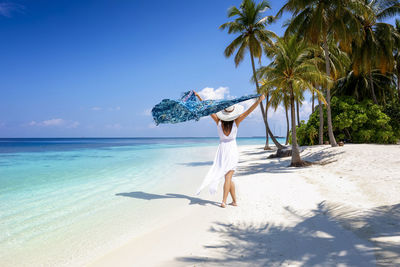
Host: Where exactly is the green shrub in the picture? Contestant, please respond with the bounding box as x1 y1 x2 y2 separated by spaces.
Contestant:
383 101 400 140
296 96 400 145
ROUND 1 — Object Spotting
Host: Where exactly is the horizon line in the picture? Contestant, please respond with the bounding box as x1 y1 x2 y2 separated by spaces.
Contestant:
0 136 285 139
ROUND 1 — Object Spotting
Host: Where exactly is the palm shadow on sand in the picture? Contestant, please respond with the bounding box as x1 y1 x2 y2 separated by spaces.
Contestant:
177 201 400 266
236 146 345 176
116 191 219 207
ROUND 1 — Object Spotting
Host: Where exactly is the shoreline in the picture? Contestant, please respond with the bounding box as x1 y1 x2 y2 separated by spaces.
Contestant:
0 144 219 267
89 143 400 266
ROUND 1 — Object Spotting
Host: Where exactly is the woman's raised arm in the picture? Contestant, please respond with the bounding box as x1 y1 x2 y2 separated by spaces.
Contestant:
235 95 265 127
194 91 219 124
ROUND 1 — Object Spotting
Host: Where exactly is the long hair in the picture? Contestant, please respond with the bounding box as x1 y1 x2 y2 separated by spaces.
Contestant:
221 120 233 135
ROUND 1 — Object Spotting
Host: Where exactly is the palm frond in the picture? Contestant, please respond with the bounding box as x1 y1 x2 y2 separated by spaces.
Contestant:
234 38 248 67
227 6 242 18
377 3 400 20
224 35 245 58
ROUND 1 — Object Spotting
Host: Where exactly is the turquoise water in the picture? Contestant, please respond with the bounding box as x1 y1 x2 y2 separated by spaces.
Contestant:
0 138 283 266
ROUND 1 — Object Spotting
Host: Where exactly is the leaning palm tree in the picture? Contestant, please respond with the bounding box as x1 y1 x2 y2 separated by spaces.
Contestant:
220 0 284 150
259 36 329 166
258 81 273 149
278 0 367 147
351 0 400 104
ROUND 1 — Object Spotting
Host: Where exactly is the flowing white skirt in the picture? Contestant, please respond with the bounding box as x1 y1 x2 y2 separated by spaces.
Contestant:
196 140 239 195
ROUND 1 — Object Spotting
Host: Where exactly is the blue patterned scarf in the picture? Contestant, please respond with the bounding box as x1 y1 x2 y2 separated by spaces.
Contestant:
152 90 260 125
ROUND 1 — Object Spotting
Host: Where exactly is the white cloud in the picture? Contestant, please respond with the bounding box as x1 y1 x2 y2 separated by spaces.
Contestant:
148 123 157 129
196 86 263 121
143 108 152 116
198 86 230 100
68 121 80 128
42 118 64 126
28 118 79 128
107 106 121 111
194 87 313 129
91 107 102 111
0 3 23 17
241 99 262 120
264 99 313 126
29 118 64 127
299 100 313 121
268 105 286 120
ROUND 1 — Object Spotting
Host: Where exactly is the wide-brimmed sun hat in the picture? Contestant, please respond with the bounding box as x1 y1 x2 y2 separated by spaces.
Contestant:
216 104 244 121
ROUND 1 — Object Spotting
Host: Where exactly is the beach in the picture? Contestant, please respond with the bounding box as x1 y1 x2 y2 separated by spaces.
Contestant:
0 138 270 266
90 143 400 267
3 0 400 266
1 140 399 266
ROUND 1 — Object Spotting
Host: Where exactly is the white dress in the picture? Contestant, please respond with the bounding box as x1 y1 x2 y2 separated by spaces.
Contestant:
196 121 239 195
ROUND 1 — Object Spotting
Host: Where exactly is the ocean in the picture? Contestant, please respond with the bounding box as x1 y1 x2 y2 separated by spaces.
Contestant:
0 137 283 266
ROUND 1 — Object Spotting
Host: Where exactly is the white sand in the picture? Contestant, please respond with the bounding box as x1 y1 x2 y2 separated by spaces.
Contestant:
89 144 400 267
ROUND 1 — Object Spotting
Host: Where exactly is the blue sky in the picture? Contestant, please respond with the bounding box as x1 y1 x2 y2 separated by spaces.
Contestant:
1 0 392 138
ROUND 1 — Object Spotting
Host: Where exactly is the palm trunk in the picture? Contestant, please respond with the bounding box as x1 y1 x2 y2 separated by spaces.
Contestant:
296 99 300 127
369 71 378 104
285 104 290 145
312 92 315 113
289 84 303 166
323 35 338 147
398 70 400 101
249 49 284 150
264 119 270 149
382 89 386 105
264 93 271 150
344 128 352 140
318 96 324 145
259 99 284 149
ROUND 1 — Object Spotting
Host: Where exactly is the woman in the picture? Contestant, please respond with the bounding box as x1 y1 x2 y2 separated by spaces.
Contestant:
194 91 265 208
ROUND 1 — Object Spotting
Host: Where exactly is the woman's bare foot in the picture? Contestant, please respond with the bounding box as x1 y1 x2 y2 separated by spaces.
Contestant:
220 202 226 208
229 202 237 206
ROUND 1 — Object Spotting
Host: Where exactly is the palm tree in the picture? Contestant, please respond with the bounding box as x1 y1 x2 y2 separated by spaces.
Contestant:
335 69 395 103
260 79 291 145
259 36 329 166
311 39 350 144
258 81 273 150
219 0 284 150
295 93 304 127
311 92 315 113
284 98 290 145
317 88 324 145
351 0 400 104
321 39 351 144
278 0 367 147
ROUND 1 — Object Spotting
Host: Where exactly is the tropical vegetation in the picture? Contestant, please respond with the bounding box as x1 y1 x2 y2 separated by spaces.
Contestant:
220 0 400 167
296 96 400 145
219 0 283 150
257 36 329 166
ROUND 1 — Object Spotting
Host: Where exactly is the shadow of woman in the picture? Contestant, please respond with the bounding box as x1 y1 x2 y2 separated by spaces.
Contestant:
116 191 219 207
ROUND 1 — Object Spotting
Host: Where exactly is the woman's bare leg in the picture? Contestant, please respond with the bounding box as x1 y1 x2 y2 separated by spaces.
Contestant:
222 170 234 207
229 180 237 206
